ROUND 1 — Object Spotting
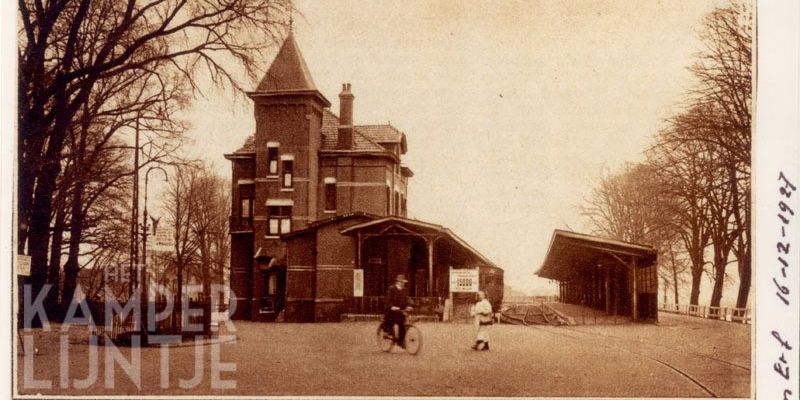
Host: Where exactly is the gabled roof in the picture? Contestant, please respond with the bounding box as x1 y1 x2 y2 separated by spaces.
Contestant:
257 32 318 92
356 125 403 143
356 124 407 154
340 216 499 269
281 212 378 240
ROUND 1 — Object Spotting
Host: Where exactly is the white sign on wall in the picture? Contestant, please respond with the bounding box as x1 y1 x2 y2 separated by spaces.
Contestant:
353 269 364 297
17 255 31 276
449 268 479 293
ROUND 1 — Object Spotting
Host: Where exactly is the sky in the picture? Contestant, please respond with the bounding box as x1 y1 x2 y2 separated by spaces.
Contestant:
178 0 735 299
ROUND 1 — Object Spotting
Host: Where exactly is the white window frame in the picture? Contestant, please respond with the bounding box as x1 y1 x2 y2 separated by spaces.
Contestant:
280 154 294 190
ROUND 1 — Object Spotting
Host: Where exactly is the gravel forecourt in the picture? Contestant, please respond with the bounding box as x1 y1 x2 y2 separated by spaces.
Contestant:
15 313 750 397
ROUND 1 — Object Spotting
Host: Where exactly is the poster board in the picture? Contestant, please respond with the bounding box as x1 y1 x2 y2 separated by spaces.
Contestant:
449 268 479 293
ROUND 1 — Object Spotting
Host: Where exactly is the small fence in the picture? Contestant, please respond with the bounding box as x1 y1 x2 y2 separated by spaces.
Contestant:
343 296 443 316
659 303 751 324
502 295 559 306
84 300 212 342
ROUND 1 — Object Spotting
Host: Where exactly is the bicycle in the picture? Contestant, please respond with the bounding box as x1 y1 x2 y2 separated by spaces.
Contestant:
376 310 422 355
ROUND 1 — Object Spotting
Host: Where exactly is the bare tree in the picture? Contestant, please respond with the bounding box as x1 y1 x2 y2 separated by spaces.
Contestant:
163 165 202 330
189 171 230 302
583 162 690 301
654 2 752 307
18 0 292 306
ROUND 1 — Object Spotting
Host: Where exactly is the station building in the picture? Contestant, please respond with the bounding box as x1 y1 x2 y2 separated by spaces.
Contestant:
224 32 502 322
537 230 658 322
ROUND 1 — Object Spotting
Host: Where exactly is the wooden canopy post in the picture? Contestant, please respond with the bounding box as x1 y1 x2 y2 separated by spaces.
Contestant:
605 266 611 315
631 256 638 322
356 232 362 270
426 237 434 296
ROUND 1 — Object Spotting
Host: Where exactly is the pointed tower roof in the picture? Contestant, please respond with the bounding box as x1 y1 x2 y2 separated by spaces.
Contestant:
249 32 330 106
257 32 316 91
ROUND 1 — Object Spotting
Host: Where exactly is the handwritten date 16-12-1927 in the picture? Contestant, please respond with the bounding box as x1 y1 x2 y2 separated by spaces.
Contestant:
775 172 795 306
773 172 796 400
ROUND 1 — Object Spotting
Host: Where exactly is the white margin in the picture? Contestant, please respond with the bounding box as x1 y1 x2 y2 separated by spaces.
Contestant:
755 0 800 399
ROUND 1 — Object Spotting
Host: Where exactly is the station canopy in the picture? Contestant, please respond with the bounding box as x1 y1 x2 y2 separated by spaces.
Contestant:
339 216 499 269
537 230 657 281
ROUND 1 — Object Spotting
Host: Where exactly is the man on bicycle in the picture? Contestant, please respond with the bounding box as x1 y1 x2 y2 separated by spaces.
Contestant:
383 274 411 347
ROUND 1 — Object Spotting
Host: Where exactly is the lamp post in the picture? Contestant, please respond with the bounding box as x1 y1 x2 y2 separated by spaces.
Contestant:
140 166 168 342
130 120 140 298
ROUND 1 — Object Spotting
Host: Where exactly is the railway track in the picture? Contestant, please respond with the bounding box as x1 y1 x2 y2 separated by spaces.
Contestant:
528 324 748 398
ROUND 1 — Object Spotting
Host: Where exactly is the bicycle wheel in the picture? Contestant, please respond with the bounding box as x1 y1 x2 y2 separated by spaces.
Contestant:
403 325 422 355
376 324 394 352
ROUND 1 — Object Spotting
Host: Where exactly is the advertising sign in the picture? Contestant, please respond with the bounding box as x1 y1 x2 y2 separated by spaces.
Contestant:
449 268 479 293
149 226 175 253
353 269 364 297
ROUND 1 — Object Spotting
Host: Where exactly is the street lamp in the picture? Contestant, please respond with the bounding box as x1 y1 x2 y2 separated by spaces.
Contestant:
140 165 168 341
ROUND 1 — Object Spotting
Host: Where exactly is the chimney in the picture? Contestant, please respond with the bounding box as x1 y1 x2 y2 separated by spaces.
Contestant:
337 83 354 149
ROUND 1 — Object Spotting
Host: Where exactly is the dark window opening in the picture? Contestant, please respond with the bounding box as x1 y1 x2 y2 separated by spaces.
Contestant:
325 183 336 211
239 184 254 228
267 147 279 175
282 160 293 188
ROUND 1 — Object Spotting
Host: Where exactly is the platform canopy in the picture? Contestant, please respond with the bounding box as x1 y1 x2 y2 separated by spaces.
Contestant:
340 217 498 269
537 229 657 281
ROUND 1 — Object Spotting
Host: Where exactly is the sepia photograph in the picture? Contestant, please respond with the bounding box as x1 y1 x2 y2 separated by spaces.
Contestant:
8 0 768 398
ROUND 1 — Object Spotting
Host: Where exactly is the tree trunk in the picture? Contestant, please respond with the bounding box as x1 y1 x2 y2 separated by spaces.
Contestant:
26 175 58 328
668 244 680 305
62 185 84 309
735 244 751 309
671 265 680 305
176 263 183 333
709 248 728 308
689 269 702 306
689 247 704 306
23 89 73 327
46 207 66 319
200 235 211 335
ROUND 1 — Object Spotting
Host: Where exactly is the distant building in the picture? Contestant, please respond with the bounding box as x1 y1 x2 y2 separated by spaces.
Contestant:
225 32 501 322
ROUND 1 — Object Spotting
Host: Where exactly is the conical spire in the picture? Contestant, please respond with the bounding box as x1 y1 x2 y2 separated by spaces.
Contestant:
257 32 318 92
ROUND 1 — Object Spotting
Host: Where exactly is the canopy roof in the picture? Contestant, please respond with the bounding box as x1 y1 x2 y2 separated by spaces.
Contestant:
537 230 657 281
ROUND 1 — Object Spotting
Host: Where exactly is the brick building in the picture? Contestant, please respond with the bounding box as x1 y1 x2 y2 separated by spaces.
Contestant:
225 32 502 322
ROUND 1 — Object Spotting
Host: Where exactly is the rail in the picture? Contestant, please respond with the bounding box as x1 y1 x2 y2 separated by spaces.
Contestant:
658 303 751 324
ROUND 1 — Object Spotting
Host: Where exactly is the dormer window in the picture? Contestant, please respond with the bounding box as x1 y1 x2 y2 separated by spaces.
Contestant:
267 142 279 176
